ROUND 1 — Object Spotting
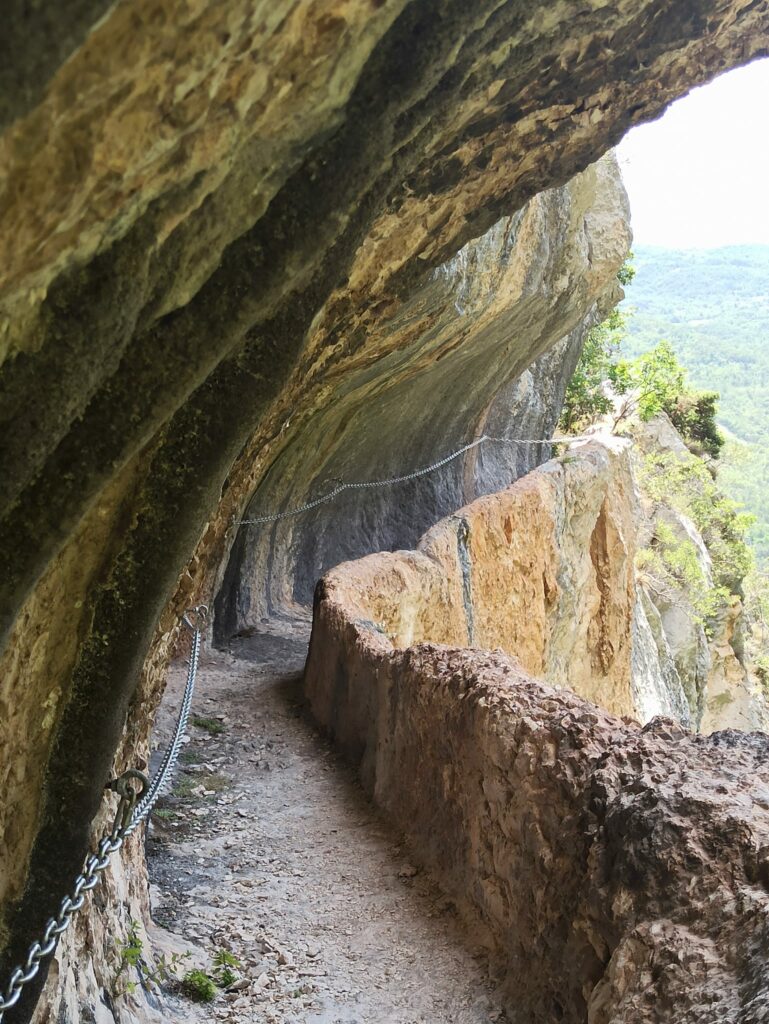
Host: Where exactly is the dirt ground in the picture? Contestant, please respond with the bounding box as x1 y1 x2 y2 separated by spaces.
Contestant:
145 623 510 1024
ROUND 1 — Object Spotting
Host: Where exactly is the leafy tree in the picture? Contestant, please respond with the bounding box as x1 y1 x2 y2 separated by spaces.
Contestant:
562 253 724 459
611 341 723 456
616 339 685 419
559 255 635 432
559 308 625 431
619 244 769 566
668 391 723 459
563 321 725 458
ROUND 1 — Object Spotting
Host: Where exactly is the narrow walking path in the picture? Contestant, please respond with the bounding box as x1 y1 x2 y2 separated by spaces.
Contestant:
146 625 510 1024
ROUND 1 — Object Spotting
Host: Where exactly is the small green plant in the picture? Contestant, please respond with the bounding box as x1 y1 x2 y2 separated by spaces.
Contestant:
147 951 192 989
191 715 225 735
152 807 176 821
212 948 241 988
182 968 218 1002
115 922 191 996
217 966 237 988
202 773 230 793
171 774 197 799
117 922 144 971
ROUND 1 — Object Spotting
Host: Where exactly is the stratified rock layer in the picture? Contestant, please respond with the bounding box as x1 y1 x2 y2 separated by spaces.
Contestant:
216 157 628 634
305 623 769 1023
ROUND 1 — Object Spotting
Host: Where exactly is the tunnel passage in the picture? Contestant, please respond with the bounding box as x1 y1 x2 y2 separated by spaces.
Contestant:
2 1 769 1021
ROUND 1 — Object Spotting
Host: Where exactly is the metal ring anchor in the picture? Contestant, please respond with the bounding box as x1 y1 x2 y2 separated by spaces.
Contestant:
105 769 149 838
182 604 209 632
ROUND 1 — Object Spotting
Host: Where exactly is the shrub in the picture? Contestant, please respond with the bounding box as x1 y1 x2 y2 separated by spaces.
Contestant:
637 450 754 598
182 969 217 1002
641 521 728 631
668 391 724 459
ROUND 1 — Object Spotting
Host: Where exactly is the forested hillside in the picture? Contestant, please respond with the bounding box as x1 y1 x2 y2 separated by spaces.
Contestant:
620 244 769 565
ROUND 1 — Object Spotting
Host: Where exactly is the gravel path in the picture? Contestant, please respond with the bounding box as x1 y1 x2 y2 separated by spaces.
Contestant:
146 625 510 1024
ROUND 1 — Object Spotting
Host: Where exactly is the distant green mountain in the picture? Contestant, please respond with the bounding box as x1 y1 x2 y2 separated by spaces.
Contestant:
619 244 769 566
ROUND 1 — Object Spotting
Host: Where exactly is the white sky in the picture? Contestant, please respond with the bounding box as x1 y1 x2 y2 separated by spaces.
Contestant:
616 57 769 249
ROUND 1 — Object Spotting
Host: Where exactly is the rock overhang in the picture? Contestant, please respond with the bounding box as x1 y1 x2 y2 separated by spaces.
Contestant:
2 2 769 1019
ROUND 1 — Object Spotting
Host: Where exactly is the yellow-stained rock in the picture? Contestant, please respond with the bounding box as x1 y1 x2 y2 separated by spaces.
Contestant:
313 438 638 716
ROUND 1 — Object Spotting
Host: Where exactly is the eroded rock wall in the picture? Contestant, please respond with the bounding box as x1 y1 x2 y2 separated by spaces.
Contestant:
305 613 769 1023
215 156 628 636
306 439 639 716
626 411 768 732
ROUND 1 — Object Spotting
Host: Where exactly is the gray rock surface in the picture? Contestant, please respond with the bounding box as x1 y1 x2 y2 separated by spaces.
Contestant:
215 159 627 638
631 586 692 726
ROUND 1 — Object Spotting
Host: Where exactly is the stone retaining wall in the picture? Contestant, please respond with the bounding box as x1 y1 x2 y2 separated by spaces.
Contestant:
304 447 769 1023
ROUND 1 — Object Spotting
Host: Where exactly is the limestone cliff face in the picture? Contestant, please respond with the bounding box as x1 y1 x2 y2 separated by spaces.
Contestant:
3 3 769 1021
215 156 629 636
626 412 768 733
309 438 640 716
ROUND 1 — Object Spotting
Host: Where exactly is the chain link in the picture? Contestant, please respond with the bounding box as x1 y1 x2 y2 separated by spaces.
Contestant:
0 606 208 1020
236 434 591 526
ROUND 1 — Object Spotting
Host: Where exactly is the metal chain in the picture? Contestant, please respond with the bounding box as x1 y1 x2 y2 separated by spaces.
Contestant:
236 433 592 526
129 606 205 830
0 606 208 1021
